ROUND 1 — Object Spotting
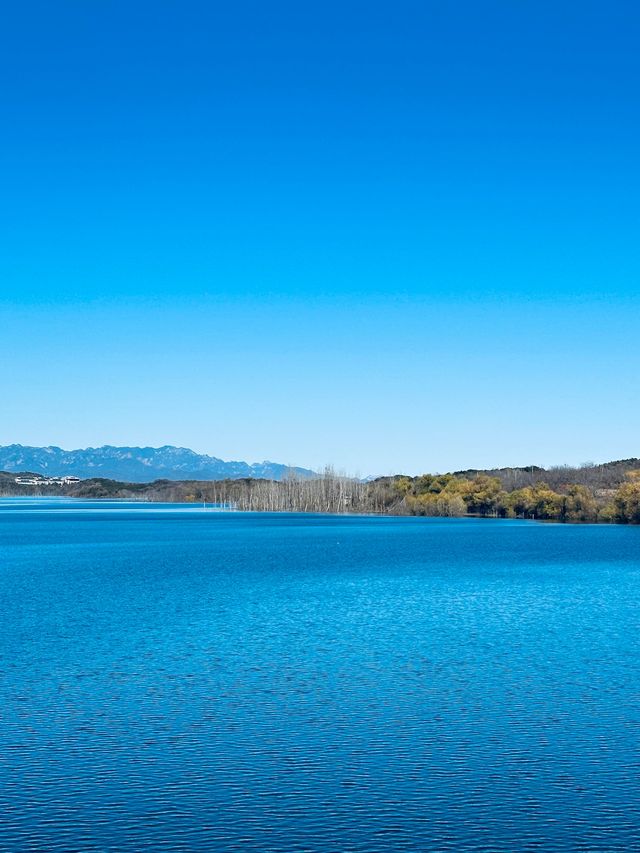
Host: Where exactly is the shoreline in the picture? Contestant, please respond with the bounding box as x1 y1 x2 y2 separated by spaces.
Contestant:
0 493 631 526
2 465 639 524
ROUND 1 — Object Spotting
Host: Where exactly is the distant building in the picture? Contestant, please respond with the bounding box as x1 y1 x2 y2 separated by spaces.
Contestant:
15 475 81 486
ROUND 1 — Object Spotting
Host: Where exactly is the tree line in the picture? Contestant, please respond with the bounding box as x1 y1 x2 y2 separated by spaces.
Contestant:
4 463 640 523
154 467 640 522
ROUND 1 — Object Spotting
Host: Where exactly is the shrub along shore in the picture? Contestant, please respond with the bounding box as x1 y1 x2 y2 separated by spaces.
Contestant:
3 459 640 523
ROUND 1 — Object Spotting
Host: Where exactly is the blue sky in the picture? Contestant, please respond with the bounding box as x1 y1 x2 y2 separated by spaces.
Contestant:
1 1 639 474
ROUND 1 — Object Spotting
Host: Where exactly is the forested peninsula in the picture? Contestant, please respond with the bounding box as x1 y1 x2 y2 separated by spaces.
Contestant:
4 459 640 523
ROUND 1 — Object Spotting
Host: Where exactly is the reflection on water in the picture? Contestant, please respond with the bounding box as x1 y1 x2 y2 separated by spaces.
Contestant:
1 500 639 850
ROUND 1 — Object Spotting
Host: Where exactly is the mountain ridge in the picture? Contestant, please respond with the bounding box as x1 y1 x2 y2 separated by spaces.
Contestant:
0 444 315 482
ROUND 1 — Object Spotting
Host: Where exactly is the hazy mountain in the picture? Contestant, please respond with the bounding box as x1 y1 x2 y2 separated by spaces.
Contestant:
0 445 315 482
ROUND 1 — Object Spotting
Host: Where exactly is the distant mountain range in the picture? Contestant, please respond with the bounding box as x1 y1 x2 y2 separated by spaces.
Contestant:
0 445 315 482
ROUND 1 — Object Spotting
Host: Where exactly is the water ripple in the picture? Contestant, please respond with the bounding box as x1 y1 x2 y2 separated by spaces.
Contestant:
0 502 639 850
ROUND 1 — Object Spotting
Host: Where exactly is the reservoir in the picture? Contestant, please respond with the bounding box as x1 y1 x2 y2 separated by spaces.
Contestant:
1 500 639 850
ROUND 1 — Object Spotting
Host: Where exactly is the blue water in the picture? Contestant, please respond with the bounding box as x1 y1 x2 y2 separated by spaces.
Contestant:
1 499 639 851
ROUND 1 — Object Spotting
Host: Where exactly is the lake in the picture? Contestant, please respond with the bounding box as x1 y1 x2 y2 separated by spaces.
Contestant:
1 499 639 851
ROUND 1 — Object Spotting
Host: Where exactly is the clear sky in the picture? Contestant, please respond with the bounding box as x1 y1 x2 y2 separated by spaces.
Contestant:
1 1 639 475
